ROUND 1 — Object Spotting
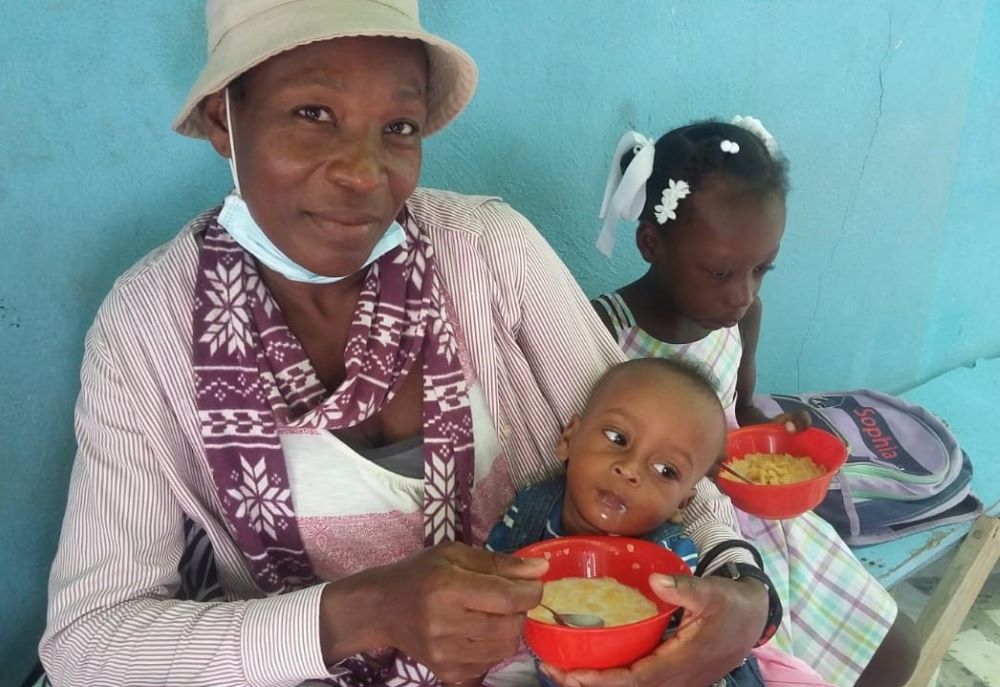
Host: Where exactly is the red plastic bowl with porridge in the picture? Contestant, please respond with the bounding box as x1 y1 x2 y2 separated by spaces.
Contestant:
514 535 691 670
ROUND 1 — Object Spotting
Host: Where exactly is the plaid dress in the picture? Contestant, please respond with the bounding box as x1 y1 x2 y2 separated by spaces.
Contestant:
595 292 742 428
593 292 897 687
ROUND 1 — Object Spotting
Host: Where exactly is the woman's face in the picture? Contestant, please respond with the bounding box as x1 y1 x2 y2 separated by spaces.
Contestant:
641 176 786 330
203 37 428 277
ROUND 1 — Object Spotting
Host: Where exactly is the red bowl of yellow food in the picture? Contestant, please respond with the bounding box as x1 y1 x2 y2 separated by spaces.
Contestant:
514 535 691 671
717 425 848 519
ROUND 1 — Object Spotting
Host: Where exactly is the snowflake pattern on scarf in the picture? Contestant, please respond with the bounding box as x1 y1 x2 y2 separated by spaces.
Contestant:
192 208 475 685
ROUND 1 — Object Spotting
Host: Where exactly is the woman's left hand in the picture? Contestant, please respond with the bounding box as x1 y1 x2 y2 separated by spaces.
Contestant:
539 573 768 687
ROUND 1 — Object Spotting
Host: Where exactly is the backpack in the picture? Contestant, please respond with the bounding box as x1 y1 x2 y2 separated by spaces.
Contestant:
755 390 982 546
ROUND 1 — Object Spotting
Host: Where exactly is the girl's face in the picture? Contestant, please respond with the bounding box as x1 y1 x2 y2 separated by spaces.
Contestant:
640 176 786 330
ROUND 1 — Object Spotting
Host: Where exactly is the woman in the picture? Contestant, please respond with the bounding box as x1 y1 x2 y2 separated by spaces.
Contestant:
41 2 771 686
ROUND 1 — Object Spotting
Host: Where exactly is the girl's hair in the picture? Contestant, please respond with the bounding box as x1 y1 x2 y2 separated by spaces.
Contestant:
622 120 789 228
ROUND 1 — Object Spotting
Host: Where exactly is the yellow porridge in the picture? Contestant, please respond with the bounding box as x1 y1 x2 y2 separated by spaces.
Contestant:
728 452 826 485
528 576 657 627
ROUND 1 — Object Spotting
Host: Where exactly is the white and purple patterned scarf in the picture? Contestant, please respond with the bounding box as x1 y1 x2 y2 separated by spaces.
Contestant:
192 206 474 592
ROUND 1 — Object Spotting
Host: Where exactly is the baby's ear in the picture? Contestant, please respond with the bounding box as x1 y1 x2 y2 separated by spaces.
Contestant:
677 488 698 514
707 452 726 479
554 415 581 462
669 490 699 524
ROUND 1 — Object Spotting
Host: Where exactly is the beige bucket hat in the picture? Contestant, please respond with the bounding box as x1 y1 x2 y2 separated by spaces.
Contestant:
173 0 478 138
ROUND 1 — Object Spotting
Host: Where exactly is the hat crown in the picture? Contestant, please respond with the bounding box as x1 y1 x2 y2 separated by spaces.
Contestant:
177 0 474 138
206 0 421 51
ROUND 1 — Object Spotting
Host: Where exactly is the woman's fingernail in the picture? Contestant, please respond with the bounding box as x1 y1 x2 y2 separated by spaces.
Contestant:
651 573 675 588
528 558 550 573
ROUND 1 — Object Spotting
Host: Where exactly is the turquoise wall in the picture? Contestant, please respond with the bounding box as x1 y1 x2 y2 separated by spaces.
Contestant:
1 1 996 683
924 0 1000 375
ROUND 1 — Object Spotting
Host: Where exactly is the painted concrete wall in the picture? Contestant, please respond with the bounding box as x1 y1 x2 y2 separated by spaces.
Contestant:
1 1 996 682
923 0 1000 377
422 0 993 393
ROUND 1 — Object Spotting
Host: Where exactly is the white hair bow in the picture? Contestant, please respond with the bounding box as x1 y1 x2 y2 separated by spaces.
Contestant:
731 115 779 157
596 131 656 257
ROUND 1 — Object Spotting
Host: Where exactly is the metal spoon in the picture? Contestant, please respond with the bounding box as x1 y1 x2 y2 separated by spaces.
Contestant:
538 603 605 628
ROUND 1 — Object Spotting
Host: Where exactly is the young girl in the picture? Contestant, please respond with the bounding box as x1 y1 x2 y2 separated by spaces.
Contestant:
591 118 918 687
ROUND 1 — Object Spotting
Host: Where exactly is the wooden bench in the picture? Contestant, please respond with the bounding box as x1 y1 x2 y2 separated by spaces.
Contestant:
856 358 1000 687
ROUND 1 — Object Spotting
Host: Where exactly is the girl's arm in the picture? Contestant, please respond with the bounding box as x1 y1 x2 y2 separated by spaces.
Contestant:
735 297 810 430
735 297 771 426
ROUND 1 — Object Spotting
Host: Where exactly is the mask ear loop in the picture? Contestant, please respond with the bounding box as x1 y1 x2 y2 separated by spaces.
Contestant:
225 88 242 196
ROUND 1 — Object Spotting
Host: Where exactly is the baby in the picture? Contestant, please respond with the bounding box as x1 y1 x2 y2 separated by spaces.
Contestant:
487 358 830 687
489 357 723 556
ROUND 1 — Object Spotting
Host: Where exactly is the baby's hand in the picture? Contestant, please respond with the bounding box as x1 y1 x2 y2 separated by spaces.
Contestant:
773 409 811 433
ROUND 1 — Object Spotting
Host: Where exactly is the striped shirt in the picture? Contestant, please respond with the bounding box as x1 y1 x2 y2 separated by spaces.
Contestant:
41 188 752 687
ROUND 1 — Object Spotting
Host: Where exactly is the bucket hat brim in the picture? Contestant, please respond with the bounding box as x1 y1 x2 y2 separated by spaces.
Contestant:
173 0 477 138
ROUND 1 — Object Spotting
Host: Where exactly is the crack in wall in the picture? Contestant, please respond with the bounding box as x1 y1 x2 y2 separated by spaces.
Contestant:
794 11 894 391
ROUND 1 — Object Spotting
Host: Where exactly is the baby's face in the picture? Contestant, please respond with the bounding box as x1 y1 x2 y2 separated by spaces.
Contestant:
558 366 725 537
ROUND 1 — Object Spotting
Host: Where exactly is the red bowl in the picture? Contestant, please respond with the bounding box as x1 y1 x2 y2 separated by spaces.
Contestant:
718 425 848 519
514 535 691 671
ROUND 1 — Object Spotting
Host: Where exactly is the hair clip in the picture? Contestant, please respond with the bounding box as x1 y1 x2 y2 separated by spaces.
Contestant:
720 139 740 154
654 179 691 225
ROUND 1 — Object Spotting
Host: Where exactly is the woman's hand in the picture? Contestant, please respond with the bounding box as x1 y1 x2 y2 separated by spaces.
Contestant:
319 542 546 684
540 573 768 687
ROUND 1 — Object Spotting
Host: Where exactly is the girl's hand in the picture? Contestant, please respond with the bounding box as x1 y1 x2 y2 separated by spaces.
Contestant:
319 542 546 684
736 404 812 432
539 573 768 687
773 409 812 433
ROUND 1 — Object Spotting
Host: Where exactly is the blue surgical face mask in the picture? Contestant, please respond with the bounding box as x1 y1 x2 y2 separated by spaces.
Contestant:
217 89 406 284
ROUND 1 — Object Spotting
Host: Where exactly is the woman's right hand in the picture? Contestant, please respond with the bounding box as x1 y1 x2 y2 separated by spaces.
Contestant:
319 542 547 683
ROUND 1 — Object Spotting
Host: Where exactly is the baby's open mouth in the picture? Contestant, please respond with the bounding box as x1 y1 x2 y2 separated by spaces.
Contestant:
596 489 628 517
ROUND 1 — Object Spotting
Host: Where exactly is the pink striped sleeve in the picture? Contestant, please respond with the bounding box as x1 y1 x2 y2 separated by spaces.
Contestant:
474 200 755 572
489 202 628 422
40 306 329 687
